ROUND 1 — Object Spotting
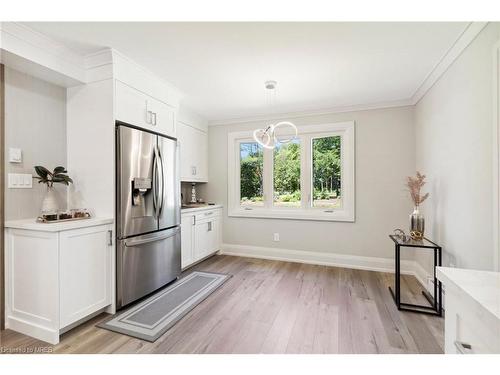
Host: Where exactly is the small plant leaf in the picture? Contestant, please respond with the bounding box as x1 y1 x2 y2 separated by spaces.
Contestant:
34 166 50 180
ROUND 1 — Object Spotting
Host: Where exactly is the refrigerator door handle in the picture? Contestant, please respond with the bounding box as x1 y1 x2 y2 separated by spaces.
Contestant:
124 227 180 247
152 146 159 218
158 145 166 216
176 142 181 218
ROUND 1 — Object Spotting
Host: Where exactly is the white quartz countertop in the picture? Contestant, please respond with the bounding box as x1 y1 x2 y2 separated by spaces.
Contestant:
4 217 114 232
181 204 223 214
437 267 500 321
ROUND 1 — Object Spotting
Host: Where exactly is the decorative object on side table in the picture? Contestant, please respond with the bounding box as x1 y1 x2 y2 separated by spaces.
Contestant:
406 171 429 240
393 228 410 242
33 165 73 216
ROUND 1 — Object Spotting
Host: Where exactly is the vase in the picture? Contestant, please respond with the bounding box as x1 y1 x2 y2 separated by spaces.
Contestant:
41 185 59 214
409 206 425 238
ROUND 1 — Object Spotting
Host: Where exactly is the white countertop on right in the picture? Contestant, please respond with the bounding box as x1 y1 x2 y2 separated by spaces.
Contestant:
437 266 500 321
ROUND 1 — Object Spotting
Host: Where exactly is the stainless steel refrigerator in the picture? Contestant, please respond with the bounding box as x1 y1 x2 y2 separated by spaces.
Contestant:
116 123 181 309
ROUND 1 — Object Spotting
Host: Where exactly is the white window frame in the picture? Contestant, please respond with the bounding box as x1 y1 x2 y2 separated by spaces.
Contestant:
228 121 355 222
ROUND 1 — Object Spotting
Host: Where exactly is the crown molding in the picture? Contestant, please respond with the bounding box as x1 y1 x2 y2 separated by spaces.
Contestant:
411 22 488 105
208 98 414 126
0 22 86 85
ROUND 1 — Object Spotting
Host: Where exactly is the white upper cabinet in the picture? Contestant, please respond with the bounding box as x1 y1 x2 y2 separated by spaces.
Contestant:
115 80 176 137
177 122 208 182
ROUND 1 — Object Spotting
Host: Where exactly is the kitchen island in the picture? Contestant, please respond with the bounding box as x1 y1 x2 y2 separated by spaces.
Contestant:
437 267 500 354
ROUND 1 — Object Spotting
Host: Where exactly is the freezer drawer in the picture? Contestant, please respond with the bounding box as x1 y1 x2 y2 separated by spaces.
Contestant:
116 227 181 309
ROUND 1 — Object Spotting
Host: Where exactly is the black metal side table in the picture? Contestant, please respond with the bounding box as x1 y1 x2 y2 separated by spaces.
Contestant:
388 235 442 317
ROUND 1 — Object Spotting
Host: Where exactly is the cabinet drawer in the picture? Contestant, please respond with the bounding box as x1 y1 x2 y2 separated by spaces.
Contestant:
447 287 500 354
455 314 496 354
195 209 221 223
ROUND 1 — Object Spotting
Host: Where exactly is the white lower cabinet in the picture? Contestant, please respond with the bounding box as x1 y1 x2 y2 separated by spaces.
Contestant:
5 220 114 344
444 285 500 354
181 208 222 269
437 267 500 354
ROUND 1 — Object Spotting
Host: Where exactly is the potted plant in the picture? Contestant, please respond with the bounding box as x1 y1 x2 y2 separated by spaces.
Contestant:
33 166 73 214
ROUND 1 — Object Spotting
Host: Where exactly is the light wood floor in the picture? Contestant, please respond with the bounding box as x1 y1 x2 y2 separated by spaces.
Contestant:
0 255 444 354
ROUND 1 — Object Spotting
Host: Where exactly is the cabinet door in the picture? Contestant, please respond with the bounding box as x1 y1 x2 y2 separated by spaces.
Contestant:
193 127 208 181
115 80 176 138
209 216 221 253
5 229 60 338
177 122 208 182
115 80 149 128
149 96 176 138
181 215 194 268
59 225 112 329
194 220 210 261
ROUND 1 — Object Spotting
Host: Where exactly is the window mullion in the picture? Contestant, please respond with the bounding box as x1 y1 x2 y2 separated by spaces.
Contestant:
263 147 273 209
301 135 311 210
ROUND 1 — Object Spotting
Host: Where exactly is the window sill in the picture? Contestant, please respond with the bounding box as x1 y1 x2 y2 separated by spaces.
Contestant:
228 208 355 222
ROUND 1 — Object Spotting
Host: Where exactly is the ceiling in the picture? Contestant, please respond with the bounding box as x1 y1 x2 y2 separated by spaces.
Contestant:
24 22 468 122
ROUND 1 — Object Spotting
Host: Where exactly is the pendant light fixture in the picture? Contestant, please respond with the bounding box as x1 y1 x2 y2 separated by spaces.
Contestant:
253 80 298 149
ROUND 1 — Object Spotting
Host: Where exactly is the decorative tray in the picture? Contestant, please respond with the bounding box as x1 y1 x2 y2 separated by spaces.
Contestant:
36 212 91 224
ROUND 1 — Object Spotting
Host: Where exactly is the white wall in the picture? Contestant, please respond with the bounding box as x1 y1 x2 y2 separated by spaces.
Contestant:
4 67 67 220
207 106 415 260
415 22 500 272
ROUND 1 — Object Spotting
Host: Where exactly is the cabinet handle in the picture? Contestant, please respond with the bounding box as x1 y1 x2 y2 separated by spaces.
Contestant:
191 166 197 175
146 110 153 124
107 230 113 246
152 112 157 126
204 211 213 216
192 216 196 226
207 221 212 232
454 341 473 354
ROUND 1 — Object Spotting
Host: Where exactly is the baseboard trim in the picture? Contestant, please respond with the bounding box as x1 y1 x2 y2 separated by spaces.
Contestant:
6 316 59 345
221 243 419 275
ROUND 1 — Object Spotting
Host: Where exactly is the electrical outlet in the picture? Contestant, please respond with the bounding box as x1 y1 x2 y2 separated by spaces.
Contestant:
273 233 280 242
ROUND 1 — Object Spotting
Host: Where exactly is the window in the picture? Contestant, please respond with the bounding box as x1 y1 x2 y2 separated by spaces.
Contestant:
273 139 301 207
312 136 341 209
240 142 264 207
228 121 355 222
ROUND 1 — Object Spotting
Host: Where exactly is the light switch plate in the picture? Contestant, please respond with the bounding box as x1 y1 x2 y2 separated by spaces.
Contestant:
8 173 33 189
9 148 22 163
